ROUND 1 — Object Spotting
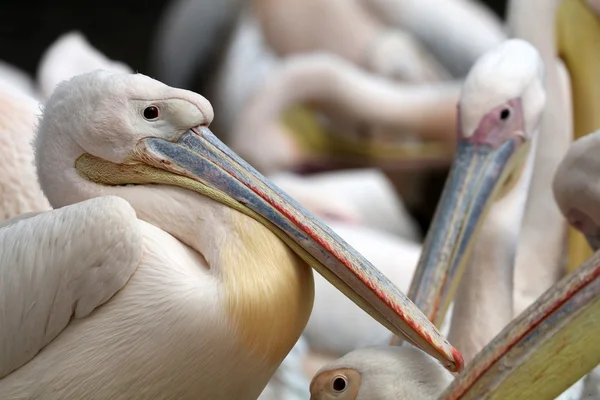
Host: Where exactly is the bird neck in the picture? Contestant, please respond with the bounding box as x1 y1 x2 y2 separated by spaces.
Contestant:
508 0 573 318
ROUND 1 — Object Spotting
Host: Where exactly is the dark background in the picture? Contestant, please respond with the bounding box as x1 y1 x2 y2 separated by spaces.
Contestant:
0 0 508 76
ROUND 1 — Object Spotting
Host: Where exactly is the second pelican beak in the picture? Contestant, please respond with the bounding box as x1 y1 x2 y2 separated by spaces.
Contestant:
76 126 463 372
408 98 531 327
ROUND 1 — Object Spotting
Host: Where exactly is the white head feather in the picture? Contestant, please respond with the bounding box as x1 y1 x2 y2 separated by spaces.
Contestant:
459 39 545 139
37 31 133 100
35 71 213 208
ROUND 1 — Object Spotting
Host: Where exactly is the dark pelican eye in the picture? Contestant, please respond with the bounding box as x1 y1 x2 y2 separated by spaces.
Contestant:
143 106 160 120
332 376 347 392
499 108 511 121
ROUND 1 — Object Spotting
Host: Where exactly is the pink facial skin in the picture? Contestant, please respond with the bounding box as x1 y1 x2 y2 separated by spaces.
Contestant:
458 98 526 148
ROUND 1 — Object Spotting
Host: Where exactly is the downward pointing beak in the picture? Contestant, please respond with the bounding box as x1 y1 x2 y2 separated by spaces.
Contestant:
408 99 530 327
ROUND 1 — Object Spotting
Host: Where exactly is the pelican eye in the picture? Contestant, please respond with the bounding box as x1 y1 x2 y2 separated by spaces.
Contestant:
143 105 160 120
499 108 511 121
332 376 348 392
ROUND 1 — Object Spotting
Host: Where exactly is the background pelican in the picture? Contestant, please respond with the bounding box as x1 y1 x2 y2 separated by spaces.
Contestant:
359 0 507 77
0 87 49 222
37 31 133 100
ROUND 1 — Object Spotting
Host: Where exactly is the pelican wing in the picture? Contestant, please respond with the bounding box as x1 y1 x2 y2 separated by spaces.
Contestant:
439 250 600 400
0 196 143 378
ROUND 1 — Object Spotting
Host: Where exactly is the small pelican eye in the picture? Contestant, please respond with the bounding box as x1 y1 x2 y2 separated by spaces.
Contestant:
143 106 160 120
499 108 511 121
332 376 348 392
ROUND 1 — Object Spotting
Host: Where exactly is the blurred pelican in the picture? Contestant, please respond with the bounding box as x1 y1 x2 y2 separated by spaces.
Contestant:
0 86 49 221
0 60 38 100
227 51 459 174
0 71 459 398
360 0 507 77
553 130 600 262
251 0 450 82
405 37 544 342
36 31 132 100
555 0 600 273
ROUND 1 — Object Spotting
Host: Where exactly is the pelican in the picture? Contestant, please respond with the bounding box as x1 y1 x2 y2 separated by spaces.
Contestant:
251 0 449 82
0 71 459 399
310 38 545 398
36 31 132 100
553 130 600 256
228 52 459 174
0 60 38 100
556 0 600 272
359 0 507 77
0 87 49 221
404 36 543 336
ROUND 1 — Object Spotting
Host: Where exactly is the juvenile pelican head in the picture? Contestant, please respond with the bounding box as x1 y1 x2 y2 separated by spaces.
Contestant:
408 39 546 325
553 130 600 251
34 71 460 371
309 346 453 400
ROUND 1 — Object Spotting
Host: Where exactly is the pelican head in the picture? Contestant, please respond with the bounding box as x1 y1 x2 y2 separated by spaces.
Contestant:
34 70 460 371
408 39 546 325
553 130 600 251
309 346 453 400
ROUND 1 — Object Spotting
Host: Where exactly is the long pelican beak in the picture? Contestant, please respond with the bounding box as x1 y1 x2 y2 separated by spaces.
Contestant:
75 126 463 372
407 98 531 327
557 0 600 272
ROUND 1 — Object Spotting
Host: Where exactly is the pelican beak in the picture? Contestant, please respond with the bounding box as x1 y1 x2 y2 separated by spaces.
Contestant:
75 126 463 372
408 98 531 327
